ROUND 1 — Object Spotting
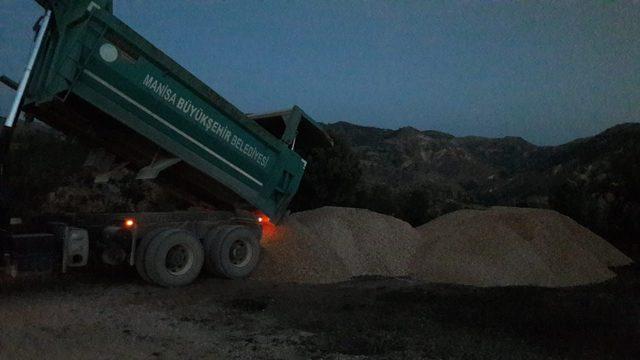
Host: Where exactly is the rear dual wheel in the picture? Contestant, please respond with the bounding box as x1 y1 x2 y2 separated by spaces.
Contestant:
135 225 260 287
136 229 204 287
204 225 261 279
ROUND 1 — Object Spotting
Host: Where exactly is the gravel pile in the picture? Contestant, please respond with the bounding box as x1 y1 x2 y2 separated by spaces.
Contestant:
253 206 631 287
253 207 420 283
410 207 632 287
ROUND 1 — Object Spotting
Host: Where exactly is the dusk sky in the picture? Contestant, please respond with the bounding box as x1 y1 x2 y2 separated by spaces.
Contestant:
1 0 639 145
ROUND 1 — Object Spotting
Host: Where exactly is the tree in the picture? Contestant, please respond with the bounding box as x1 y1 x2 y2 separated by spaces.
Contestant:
355 184 396 217
291 131 362 211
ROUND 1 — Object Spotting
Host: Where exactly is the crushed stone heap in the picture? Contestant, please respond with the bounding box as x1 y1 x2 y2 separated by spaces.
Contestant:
253 207 420 284
253 206 632 287
410 207 632 287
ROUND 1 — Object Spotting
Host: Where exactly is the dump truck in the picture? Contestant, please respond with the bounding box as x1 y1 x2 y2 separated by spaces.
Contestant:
0 0 331 286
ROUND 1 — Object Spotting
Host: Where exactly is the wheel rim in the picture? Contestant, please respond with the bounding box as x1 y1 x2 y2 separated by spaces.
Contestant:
229 239 252 267
165 244 194 276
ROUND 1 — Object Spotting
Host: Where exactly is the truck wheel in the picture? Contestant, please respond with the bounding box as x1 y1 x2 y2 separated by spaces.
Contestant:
204 225 260 279
135 228 166 284
144 229 204 287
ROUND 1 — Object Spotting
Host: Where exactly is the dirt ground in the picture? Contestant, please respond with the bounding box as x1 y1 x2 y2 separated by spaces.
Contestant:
1 266 639 360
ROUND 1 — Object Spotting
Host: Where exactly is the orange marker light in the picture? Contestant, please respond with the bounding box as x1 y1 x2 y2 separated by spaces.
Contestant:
255 212 271 226
255 212 275 240
124 218 136 229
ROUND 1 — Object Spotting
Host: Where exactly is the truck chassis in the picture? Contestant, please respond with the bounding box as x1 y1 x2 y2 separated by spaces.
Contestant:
1 210 262 287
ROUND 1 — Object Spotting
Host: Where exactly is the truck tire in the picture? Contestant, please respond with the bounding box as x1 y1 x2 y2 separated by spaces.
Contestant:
204 225 260 279
143 229 204 287
135 228 166 284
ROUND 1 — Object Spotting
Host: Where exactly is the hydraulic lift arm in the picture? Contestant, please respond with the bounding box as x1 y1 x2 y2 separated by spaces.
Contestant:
0 10 52 231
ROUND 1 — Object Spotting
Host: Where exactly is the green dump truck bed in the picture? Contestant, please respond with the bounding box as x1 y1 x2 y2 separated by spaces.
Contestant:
20 0 328 222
